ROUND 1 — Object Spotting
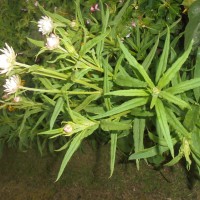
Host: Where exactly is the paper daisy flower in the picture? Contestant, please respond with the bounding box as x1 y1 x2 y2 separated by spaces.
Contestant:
38 16 53 35
3 75 21 94
0 43 16 74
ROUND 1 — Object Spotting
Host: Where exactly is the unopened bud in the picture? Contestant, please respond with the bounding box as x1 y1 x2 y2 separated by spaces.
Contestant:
13 96 21 103
63 124 73 133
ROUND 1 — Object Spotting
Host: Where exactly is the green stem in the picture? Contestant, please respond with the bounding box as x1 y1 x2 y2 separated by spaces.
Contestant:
15 62 30 68
20 86 101 95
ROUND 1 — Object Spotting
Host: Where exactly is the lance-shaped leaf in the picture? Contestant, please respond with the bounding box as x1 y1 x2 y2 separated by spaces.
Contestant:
155 99 174 157
50 97 64 130
110 0 130 27
142 36 159 71
114 67 147 88
165 107 190 138
165 78 200 94
148 131 178 147
157 40 193 90
194 48 200 101
105 89 149 97
93 97 148 120
110 133 118 177
129 145 169 160
118 38 155 89
156 26 170 83
80 30 109 56
133 118 145 169
165 152 183 166
160 91 190 109
100 119 132 131
56 124 98 181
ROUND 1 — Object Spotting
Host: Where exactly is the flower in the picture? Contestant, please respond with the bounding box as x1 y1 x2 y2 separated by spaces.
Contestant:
46 34 60 50
0 43 16 74
90 3 100 12
38 16 53 35
63 124 73 133
3 75 21 94
13 96 21 103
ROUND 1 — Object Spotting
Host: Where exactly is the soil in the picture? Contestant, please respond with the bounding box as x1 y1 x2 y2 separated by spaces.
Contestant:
0 141 200 200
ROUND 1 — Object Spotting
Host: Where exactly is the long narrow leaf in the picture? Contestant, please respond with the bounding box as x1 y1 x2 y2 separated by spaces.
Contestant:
80 31 109 56
165 108 190 138
129 145 169 160
100 120 132 131
50 97 64 130
133 118 145 169
105 89 149 97
194 48 200 101
110 133 118 177
155 99 174 157
165 78 200 94
56 125 98 181
110 0 130 27
142 36 159 71
156 27 170 83
160 91 190 109
93 97 148 120
118 38 155 89
158 40 193 89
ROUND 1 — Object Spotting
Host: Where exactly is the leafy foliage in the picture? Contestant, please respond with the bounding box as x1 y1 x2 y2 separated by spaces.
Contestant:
1 0 200 181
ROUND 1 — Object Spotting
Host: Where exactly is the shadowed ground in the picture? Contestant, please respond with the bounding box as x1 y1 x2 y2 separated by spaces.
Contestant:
0 141 200 200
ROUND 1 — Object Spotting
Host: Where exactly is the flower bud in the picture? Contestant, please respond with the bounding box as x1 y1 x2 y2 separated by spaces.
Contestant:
46 34 60 50
13 96 21 103
63 124 73 133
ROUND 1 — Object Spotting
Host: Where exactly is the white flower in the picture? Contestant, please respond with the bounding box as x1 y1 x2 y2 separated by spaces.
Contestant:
0 43 16 74
38 16 53 35
46 34 60 50
3 75 21 94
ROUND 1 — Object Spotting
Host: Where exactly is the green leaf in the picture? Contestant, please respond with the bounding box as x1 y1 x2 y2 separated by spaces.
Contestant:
164 152 183 166
157 40 193 90
156 27 170 83
100 120 132 131
155 99 174 157
38 3 70 25
110 133 117 177
118 38 155 89
56 125 98 181
105 89 149 97
165 108 190 138
27 38 44 48
114 68 147 88
80 31 109 56
93 97 148 120
142 35 159 71
29 65 69 80
184 1 200 49
165 78 200 94
148 132 178 147
74 94 100 112
160 91 190 109
103 58 112 110
38 128 63 135
193 48 200 101
183 104 200 131
129 145 169 160
110 0 130 27
133 118 145 169
50 97 64 130
75 0 85 27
